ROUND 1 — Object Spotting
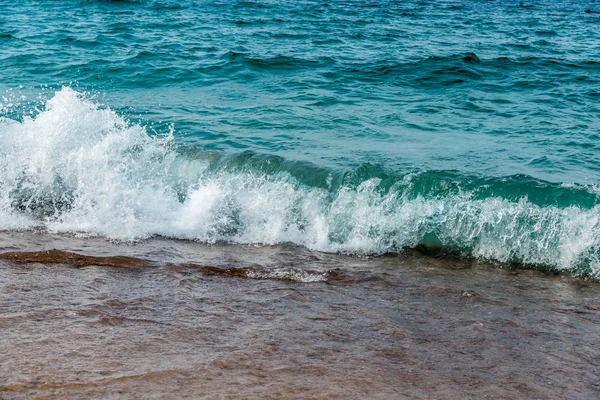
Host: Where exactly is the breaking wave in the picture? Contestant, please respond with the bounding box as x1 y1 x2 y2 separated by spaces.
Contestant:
1 88 600 277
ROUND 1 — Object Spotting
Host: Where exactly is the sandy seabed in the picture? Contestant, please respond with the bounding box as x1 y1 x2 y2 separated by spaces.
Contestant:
0 232 598 399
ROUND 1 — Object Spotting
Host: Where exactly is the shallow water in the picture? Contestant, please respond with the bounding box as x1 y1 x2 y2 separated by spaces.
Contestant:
0 233 599 399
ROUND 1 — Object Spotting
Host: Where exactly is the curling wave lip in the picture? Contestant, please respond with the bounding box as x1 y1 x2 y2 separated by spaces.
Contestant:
0 88 599 277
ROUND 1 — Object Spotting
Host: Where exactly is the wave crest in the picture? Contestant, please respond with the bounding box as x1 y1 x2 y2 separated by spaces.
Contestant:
1 88 599 277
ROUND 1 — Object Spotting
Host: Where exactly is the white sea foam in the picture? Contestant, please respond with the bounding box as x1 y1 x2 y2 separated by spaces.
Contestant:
246 267 330 283
1 88 599 277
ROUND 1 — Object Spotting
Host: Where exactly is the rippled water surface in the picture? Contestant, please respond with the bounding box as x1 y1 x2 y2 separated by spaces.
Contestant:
2 0 599 178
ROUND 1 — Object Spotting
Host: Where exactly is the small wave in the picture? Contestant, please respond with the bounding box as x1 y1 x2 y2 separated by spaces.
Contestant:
236 54 336 71
0 249 149 268
0 249 333 282
81 0 142 4
1 88 600 278
338 53 600 89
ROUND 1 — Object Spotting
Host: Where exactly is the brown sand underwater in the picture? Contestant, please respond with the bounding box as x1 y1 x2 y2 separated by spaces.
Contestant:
0 232 599 399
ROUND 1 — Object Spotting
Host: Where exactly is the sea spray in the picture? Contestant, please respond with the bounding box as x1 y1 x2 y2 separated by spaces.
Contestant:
1 88 600 277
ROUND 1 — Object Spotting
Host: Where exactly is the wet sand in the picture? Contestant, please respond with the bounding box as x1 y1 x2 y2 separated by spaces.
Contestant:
0 232 599 399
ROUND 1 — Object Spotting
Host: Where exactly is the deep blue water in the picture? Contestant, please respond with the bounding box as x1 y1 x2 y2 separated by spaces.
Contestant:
1 0 600 276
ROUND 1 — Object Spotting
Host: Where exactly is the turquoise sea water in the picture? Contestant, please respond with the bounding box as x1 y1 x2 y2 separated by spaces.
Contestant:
1 0 600 276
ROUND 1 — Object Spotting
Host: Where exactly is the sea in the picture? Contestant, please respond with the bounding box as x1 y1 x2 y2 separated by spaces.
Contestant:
2 0 600 276
1 1 600 397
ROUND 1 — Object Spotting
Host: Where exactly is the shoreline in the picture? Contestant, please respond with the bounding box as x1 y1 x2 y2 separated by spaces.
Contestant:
0 232 598 399
0 230 597 281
